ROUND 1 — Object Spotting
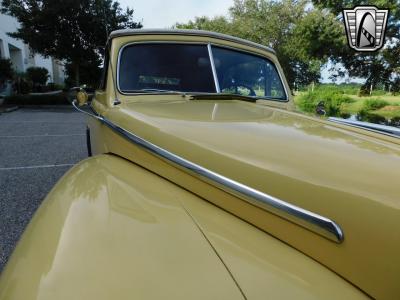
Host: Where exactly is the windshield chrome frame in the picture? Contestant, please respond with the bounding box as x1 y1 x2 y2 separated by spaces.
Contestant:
116 41 215 96
116 41 288 101
207 43 221 93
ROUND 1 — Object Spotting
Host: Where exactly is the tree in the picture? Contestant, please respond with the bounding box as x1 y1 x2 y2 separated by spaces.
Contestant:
1 0 142 86
0 58 14 84
312 0 400 91
176 0 345 88
64 62 103 88
26 67 49 86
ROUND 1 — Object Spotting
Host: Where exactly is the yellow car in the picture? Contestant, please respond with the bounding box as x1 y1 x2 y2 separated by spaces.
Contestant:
0 29 399 300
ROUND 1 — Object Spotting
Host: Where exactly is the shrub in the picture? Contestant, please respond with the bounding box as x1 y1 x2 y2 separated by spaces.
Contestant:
389 116 400 127
14 74 33 94
363 99 389 111
297 86 354 117
4 92 69 105
357 109 386 124
0 59 14 83
392 79 400 96
370 89 387 96
358 85 387 97
358 85 370 97
26 67 49 86
308 83 361 95
331 83 360 95
47 82 65 91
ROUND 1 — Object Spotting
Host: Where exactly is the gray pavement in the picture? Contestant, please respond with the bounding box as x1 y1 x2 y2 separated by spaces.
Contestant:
0 107 87 272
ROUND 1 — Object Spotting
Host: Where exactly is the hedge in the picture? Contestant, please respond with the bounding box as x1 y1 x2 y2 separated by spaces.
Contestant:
4 93 70 105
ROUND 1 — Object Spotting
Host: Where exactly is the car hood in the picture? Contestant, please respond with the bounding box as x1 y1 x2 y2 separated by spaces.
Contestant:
103 99 400 299
0 155 367 300
115 99 400 210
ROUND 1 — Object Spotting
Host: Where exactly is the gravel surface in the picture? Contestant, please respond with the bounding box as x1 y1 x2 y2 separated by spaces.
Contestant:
0 107 87 272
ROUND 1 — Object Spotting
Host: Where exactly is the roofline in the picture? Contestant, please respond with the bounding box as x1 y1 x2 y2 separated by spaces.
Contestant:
109 29 276 54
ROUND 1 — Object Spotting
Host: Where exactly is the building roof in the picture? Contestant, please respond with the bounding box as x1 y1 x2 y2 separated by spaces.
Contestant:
109 29 276 54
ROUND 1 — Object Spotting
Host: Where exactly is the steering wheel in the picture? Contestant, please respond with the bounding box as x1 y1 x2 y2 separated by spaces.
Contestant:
222 83 256 97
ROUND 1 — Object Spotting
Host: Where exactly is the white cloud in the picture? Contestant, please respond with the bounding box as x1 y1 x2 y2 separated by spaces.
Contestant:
119 0 233 28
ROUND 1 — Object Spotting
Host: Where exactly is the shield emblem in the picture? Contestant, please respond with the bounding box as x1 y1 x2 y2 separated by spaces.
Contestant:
343 6 389 52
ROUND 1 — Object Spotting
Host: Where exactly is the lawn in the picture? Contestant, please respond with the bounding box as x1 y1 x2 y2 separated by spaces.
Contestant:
294 92 400 120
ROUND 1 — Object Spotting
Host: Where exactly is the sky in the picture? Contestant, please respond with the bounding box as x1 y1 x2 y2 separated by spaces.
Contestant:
119 0 233 28
118 0 363 84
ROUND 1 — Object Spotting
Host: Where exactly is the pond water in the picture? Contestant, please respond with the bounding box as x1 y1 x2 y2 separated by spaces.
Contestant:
341 113 400 128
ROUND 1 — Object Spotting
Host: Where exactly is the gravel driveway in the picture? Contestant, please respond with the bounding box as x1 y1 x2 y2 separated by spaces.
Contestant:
0 106 87 272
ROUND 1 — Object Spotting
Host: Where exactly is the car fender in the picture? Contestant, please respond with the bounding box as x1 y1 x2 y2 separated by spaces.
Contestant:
0 154 367 300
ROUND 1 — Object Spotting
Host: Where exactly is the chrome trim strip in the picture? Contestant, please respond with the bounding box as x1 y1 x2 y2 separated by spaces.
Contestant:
208 43 221 93
109 28 276 54
116 41 209 97
72 100 102 120
73 100 344 243
116 41 288 102
329 117 400 138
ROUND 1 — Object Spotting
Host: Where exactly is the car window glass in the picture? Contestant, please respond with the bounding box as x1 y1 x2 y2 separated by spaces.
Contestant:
119 44 216 93
212 46 286 100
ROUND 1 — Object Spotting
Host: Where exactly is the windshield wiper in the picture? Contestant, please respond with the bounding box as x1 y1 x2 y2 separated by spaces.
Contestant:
190 93 257 103
140 89 187 95
122 89 188 96
121 90 259 103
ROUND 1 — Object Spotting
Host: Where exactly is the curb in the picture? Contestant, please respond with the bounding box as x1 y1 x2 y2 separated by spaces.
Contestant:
0 106 19 114
20 105 72 109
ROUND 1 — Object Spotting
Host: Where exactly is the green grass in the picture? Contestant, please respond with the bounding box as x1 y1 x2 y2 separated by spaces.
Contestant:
296 86 354 117
348 94 400 103
339 101 364 114
363 99 390 110
295 91 400 120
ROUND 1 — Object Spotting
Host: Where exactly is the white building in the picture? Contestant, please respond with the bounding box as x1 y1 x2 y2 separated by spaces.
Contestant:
0 8 65 85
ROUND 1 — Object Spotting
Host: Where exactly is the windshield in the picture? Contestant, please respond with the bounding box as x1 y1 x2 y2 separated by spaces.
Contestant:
118 43 287 100
212 46 286 100
118 44 216 93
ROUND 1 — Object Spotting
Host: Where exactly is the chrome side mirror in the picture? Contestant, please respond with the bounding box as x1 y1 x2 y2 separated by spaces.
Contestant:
316 101 326 116
76 89 89 106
